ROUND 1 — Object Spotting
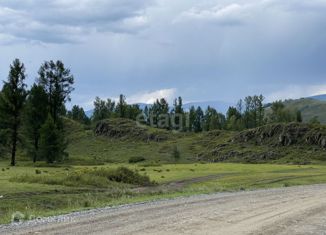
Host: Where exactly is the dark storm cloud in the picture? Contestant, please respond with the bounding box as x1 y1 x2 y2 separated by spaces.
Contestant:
0 0 153 43
0 0 326 108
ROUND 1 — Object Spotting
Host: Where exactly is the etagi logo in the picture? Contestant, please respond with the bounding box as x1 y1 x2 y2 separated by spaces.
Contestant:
136 113 190 132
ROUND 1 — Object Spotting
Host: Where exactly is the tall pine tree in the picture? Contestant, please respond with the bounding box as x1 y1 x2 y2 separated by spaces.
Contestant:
37 60 74 162
0 59 27 166
193 107 204 133
38 60 74 124
116 94 127 118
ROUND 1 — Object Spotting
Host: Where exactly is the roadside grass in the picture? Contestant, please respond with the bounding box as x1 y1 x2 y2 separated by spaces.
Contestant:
2 118 326 224
10 167 153 187
2 162 326 224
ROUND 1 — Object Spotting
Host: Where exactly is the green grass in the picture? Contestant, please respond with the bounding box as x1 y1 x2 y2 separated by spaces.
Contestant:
49 118 324 166
2 119 326 224
62 117 234 165
2 162 326 224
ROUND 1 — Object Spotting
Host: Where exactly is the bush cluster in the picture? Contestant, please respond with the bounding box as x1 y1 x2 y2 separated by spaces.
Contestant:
128 156 146 163
11 167 154 188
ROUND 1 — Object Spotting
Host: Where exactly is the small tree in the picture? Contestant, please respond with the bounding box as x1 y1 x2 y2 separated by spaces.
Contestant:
149 98 169 128
126 104 142 120
193 107 204 132
68 105 90 125
172 97 184 130
0 59 28 166
296 110 303 123
226 106 243 130
92 97 115 122
188 106 196 132
116 94 127 118
39 116 67 163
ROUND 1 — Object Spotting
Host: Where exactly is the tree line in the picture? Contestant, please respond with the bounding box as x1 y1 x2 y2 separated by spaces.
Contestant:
0 59 74 166
84 94 303 132
0 59 307 166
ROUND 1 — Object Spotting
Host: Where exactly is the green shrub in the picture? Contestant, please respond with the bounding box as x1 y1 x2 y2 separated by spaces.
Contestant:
283 182 290 187
91 167 153 186
11 167 154 188
128 156 146 164
83 200 92 208
12 212 25 222
67 174 110 188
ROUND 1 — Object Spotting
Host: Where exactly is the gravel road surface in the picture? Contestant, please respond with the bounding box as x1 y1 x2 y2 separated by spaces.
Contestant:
2 184 326 235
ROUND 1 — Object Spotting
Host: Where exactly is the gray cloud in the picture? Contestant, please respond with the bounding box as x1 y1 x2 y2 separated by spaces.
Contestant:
0 0 153 43
1 0 326 109
173 3 249 26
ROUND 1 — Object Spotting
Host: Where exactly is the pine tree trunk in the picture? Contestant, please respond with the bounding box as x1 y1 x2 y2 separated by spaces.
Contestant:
11 125 17 166
33 137 38 163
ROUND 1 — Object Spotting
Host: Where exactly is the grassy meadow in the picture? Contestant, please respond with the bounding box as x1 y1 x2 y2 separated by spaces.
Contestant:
2 161 326 224
1 119 326 224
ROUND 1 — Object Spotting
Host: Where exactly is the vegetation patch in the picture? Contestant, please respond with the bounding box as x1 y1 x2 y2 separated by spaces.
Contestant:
89 167 154 186
129 156 146 164
11 167 154 188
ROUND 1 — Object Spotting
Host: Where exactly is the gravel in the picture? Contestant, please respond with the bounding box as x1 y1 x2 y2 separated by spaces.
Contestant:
2 185 326 235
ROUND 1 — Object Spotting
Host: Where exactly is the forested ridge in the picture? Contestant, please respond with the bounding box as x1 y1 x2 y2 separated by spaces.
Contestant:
0 59 322 166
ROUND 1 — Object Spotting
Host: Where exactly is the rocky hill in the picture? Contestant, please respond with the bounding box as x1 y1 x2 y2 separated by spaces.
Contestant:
65 118 326 165
234 123 326 149
198 123 326 164
94 118 170 142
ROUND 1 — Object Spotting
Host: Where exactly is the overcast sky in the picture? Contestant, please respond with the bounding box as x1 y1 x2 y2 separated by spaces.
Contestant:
1 0 326 109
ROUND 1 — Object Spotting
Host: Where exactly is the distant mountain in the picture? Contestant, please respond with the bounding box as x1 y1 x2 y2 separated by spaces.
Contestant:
136 101 232 113
85 110 94 118
137 103 151 110
309 94 326 101
85 100 233 118
183 101 233 113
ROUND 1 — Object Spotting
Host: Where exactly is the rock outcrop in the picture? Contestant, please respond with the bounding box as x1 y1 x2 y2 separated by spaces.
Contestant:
233 123 326 150
94 118 169 142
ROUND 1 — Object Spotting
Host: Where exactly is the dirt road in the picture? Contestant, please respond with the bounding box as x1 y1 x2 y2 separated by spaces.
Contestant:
2 184 326 235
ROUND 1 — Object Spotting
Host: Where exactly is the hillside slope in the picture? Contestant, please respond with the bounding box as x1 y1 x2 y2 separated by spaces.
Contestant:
65 118 326 165
198 123 326 164
270 98 326 124
310 94 326 101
